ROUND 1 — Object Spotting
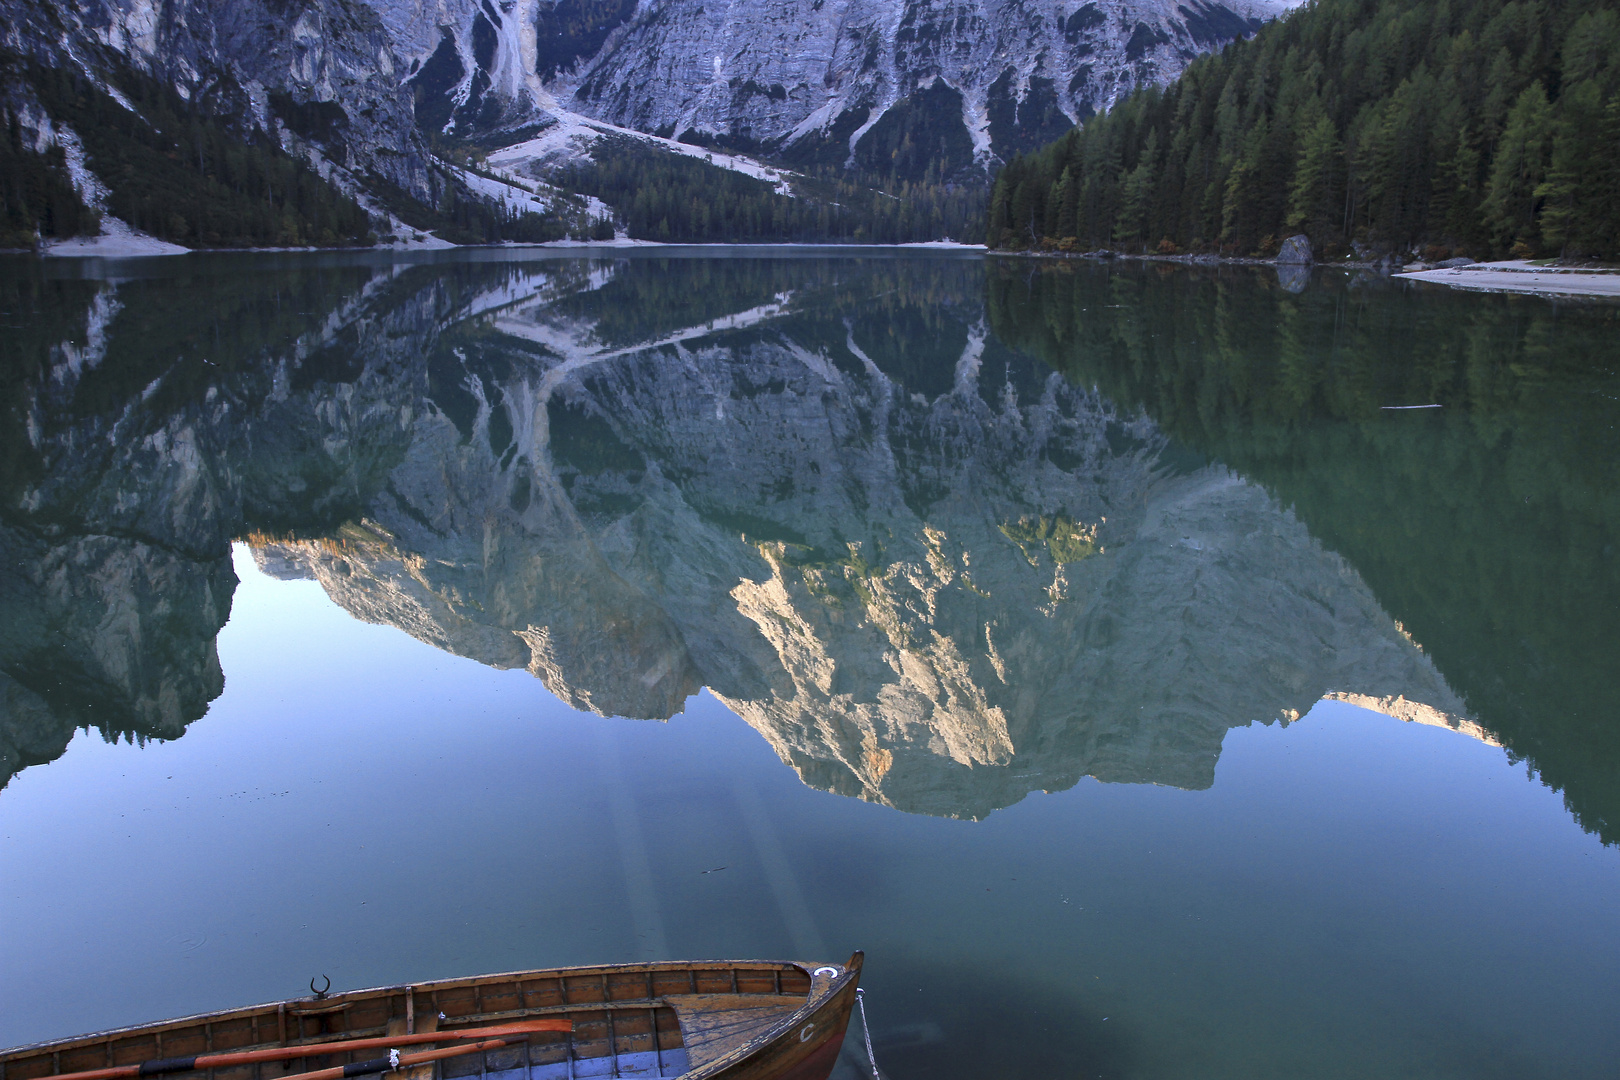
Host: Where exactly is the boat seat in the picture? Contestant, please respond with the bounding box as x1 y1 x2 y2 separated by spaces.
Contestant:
661 995 805 1071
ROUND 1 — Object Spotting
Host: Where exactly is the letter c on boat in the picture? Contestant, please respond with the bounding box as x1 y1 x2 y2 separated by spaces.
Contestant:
799 1023 816 1043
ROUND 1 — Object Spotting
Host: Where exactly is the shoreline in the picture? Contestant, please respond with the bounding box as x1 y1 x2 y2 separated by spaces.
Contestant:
4 236 991 259
1395 260 1620 298
992 248 1620 298
8 235 1616 299
986 247 1388 270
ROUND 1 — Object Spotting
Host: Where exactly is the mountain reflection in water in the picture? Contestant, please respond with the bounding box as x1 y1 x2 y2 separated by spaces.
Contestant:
1 253 1613 832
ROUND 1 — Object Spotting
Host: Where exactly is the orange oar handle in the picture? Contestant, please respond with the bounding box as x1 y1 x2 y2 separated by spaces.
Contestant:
45 1021 573 1080
282 1038 517 1080
199 1022 572 1070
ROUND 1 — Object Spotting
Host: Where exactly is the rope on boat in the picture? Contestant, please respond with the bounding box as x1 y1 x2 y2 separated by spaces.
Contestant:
855 987 881 1080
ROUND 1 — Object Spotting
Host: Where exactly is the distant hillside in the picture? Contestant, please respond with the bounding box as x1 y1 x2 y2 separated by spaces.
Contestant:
988 0 1620 260
0 0 1300 250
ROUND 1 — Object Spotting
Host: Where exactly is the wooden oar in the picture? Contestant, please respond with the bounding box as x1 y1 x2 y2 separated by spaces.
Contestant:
45 1022 571 1080
276 1037 520 1080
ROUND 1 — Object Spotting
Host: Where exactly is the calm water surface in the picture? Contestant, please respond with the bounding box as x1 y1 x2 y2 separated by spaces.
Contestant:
1 250 1617 1079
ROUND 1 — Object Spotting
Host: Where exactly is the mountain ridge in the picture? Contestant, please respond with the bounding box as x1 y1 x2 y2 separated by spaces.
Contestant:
392 0 1293 172
2 0 1296 248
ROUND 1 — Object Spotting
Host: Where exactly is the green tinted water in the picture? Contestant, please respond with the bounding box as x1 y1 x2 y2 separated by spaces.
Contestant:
1 251 1616 1079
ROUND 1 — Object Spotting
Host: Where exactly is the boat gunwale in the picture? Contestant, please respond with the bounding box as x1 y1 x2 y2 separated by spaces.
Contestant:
0 959 833 1063
679 955 860 1080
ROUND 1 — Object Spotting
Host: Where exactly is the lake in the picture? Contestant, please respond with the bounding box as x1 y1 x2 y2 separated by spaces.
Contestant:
1 249 1617 1079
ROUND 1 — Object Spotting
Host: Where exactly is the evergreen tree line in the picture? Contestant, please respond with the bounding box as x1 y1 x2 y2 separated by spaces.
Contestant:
409 143 612 244
9 54 375 248
987 0 1620 260
4 47 591 251
366 167 595 246
557 140 986 244
1 108 97 247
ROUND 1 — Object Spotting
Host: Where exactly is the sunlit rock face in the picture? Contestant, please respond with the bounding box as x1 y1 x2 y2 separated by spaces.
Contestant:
710 469 1465 818
248 258 1465 818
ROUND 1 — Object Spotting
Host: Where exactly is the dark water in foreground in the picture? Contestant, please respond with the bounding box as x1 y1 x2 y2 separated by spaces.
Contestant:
1 250 1617 1079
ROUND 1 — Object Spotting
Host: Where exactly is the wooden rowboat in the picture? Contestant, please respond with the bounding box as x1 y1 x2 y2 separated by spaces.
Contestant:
0 955 865 1080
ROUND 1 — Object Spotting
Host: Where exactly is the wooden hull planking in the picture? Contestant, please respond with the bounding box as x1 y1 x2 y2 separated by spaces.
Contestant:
0 957 862 1080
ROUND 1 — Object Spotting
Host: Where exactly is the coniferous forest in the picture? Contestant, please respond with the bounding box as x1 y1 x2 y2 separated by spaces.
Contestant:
8 0 1620 254
988 0 1620 260
1 111 94 248
557 140 986 244
5 55 376 248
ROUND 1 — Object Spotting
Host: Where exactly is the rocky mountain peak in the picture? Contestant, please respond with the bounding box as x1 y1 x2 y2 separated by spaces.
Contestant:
384 0 1295 174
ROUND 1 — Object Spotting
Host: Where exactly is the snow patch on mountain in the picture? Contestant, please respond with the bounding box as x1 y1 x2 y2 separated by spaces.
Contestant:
12 103 190 255
486 108 800 194
448 159 619 223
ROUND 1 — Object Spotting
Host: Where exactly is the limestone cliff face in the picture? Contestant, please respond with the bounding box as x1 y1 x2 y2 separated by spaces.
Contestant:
3 0 1293 228
246 257 1467 818
553 0 1290 164
373 0 1291 169
2 0 433 204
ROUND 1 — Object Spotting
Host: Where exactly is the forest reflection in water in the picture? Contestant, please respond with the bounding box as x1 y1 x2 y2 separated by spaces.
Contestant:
0 251 1616 838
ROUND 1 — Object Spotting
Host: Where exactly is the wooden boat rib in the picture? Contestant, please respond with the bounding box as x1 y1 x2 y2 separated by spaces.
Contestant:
0 955 864 1080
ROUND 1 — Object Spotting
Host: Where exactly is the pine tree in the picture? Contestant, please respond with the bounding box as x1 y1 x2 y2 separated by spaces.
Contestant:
1484 82 1554 253
1221 116 1268 252
1114 158 1153 249
987 0 1620 260
1286 112 1341 242
1055 166 1078 240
